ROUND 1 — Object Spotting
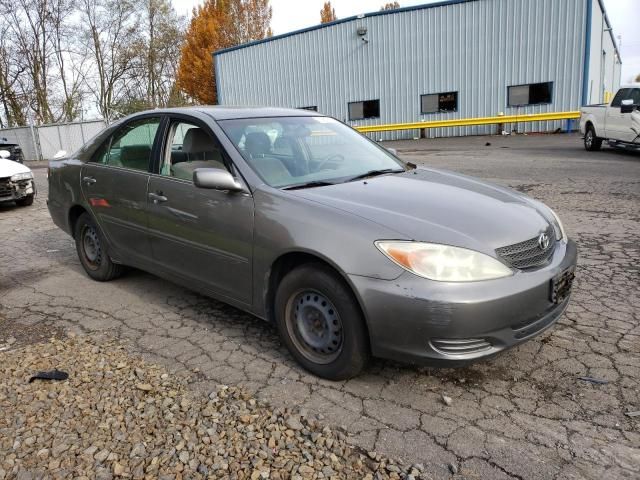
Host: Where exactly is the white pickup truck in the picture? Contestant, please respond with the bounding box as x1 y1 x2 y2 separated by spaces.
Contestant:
580 84 640 151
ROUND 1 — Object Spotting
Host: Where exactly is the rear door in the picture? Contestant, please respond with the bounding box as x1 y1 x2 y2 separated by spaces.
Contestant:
81 115 161 263
146 115 254 306
604 88 631 140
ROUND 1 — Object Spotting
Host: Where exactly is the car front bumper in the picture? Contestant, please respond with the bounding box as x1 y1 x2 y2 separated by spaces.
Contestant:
0 177 34 203
350 239 578 366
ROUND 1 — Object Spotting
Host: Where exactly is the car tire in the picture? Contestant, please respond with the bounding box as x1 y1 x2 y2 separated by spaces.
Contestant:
74 212 123 281
15 194 34 206
584 125 602 151
274 263 369 380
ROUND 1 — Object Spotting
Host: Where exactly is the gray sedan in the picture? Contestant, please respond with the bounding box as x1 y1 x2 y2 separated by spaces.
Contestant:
47 107 577 380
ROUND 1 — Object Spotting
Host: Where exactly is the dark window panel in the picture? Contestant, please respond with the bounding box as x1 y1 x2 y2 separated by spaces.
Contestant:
421 92 458 113
348 100 380 120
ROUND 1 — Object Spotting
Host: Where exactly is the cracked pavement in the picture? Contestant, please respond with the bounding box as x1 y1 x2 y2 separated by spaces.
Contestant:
1 134 639 479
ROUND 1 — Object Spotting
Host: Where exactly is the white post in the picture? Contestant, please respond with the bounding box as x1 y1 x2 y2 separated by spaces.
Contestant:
29 123 43 161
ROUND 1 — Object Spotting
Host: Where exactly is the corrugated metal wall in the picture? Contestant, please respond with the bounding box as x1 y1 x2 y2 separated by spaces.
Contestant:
585 0 622 104
0 120 106 161
216 0 591 140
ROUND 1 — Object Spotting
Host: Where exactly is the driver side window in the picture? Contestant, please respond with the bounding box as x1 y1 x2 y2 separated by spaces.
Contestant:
161 121 228 181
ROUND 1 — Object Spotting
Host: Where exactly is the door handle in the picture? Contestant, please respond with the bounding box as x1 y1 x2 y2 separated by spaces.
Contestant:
83 176 96 185
148 192 168 204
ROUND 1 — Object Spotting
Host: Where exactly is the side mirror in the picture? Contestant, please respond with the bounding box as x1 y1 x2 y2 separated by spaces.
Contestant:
621 99 635 114
193 168 244 192
0 150 10 159
53 150 67 159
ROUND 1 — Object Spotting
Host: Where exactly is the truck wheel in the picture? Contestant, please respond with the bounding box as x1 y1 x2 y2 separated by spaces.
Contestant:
584 125 602 151
16 194 34 206
74 212 123 281
274 263 369 380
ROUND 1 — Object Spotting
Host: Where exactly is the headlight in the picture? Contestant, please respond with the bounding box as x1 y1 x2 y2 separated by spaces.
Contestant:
11 172 33 181
548 208 566 242
375 241 513 282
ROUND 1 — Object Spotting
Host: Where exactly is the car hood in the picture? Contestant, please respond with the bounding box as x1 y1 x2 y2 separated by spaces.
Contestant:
287 168 553 253
0 158 31 177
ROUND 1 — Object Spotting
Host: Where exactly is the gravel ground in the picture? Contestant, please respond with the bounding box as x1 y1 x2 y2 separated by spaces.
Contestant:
2 133 639 479
0 334 417 480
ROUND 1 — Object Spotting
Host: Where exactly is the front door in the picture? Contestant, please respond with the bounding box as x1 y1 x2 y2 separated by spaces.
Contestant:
605 88 630 140
81 116 161 263
146 118 254 305
622 88 640 143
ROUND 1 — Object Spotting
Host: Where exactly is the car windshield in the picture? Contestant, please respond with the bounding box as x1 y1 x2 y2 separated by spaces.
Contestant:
218 116 405 188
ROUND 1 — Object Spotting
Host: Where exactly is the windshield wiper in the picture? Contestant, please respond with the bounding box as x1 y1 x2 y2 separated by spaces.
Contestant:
282 180 336 190
346 168 405 182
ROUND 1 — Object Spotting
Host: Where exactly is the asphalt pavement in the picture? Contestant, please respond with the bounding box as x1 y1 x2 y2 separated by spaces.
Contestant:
1 132 638 479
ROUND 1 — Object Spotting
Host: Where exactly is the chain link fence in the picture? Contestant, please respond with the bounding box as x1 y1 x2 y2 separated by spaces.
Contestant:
0 120 107 162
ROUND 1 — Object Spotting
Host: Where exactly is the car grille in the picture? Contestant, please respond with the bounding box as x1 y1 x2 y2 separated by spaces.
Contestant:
0 177 11 197
495 226 556 270
429 338 492 356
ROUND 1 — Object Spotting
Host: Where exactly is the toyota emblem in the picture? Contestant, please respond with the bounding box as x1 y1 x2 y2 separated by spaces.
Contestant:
538 232 550 250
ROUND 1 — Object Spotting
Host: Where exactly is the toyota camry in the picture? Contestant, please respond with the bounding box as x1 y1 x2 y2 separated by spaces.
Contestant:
47 107 577 380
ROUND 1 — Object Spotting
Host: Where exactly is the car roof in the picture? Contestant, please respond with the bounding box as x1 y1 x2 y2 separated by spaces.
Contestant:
129 106 324 121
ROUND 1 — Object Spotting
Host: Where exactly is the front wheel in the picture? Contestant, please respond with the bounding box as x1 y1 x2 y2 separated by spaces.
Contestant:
584 125 602 151
274 264 370 380
74 212 123 281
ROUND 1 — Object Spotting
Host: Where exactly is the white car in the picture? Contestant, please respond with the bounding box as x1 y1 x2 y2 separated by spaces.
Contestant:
0 150 35 206
580 84 640 151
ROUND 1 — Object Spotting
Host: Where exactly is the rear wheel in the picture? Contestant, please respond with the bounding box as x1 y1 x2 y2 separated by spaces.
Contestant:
15 194 34 206
74 212 123 281
584 125 602 151
275 263 369 380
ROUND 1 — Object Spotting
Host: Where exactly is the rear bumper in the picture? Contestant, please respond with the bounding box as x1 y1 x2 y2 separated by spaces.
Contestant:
350 239 578 366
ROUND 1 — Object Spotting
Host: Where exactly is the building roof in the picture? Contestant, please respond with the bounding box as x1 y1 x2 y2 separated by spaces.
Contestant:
214 0 475 56
214 0 621 61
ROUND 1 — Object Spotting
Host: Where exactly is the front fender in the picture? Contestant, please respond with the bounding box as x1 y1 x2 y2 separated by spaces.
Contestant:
251 188 407 317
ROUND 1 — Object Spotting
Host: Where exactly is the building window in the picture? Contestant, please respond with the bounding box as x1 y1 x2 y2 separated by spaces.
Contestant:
508 82 553 106
299 106 318 111
348 99 380 120
421 91 458 114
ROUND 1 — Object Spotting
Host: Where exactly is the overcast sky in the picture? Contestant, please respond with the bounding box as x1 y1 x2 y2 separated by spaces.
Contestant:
172 0 640 82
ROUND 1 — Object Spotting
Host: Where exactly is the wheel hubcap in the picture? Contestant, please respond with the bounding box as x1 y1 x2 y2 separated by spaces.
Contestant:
286 290 343 364
81 225 102 269
586 131 592 147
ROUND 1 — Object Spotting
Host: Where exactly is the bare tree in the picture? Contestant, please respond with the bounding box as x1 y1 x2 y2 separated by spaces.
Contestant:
0 0 55 123
0 0 87 124
49 0 87 122
77 0 140 122
0 29 28 127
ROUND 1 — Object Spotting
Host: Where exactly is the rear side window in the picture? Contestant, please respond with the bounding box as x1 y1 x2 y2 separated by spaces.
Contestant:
91 117 160 171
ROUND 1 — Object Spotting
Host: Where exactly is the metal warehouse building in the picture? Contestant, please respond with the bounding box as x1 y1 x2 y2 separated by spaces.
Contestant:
214 0 621 139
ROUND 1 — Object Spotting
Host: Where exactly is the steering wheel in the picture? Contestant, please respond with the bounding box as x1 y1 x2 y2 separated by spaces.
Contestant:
316 153 345 171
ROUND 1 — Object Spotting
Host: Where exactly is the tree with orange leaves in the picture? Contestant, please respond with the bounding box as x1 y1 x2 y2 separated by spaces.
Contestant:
176 0 272 104
320 2 337 23
380 1 400 10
